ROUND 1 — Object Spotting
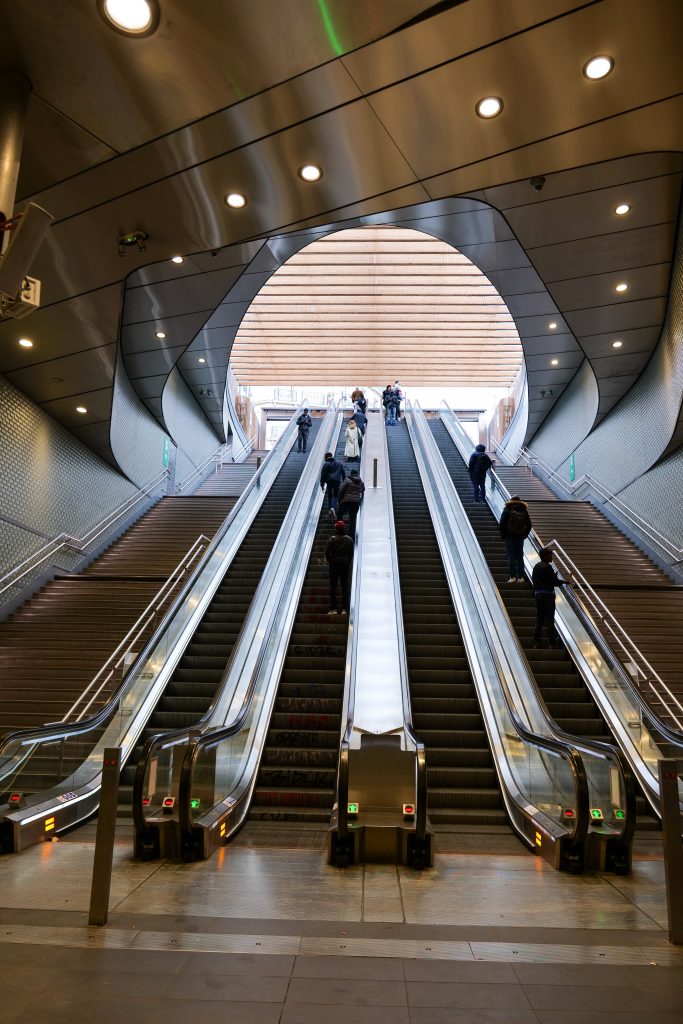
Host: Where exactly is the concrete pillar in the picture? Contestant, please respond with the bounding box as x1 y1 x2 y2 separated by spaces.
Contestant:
0 69 31 239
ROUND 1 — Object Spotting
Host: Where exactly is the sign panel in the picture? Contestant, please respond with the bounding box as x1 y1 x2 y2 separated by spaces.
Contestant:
569 452 575 482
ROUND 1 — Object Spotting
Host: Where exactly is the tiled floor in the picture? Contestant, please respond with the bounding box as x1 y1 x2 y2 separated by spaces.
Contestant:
2 836 682 1023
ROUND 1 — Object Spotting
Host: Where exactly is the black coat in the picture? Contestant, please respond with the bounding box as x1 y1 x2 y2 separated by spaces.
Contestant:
500 499 532 539
320 459 345 487
468 450 492 481
532 561 563 595
325 534 354 567
297 413 312 433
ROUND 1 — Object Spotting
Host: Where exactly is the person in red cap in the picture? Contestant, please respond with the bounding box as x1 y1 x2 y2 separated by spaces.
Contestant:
324 520 354 615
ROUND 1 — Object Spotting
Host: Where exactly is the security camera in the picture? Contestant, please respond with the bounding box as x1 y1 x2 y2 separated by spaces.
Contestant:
530 176 546 192
0 203 53 319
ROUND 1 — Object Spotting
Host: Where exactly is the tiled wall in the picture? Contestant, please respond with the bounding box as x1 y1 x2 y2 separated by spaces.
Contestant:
617 445 683 550
162 367 221 487
110 354 170 489
526 359 599 469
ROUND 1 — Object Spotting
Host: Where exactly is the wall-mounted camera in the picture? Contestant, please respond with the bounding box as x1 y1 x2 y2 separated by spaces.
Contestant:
530 176 546 192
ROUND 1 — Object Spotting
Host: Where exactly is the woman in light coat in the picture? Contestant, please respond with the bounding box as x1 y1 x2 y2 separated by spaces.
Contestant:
344 419 361 462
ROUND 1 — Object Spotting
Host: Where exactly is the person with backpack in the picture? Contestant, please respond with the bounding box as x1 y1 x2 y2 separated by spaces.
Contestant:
499 495 532 583
351 388 367 415
468 443 492 503
325 519 354 615
532 547 569 648
381 384 393 420
320 450 346 516
338 468 365 537
296 408 312 452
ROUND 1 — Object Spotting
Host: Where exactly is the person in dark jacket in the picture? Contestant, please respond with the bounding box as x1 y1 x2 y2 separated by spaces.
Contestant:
338 469 365 537
352 409 367 437
468 443 492 503
499 495 532 582
325 520 354 615
382 384 393 419
531 547 568 648
296 408 312 452
320 451 346 515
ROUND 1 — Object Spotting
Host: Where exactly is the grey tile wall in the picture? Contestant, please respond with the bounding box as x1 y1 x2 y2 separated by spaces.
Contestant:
161 367 221 487
526 358 599 469
110 354 170 489
617 444 683 549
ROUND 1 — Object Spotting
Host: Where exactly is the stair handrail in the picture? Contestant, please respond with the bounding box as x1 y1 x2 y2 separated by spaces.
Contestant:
230 432 260 464
517 445 683 564
0 468 169 598
175 443 231 492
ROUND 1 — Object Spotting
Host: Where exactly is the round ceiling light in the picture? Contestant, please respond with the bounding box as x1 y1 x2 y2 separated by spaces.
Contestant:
198 357 206 364
225 192 247 209
475 96 503 119
615 282 628 293
612 340 623 348
18 337 33 348
99 0 159 35
171 255 184 264
155 331 166 339
614 203 631 216
298 164 323 182
551 359 559 366
583 55 614 80
76 406 88 414
548 322 558 330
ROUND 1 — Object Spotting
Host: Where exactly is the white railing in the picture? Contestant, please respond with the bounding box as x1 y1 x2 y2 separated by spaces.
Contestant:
59 535 211 723
175 443 230 493
230 432 259 464
517 445 683 565
0 469 169 599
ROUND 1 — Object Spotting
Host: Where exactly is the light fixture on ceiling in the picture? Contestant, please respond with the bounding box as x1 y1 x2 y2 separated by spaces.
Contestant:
298 164 323 182
18 337 33 348
612 340 623 348
99 0 160 36
475 96 503 119
551 359 559 366
155 331 166 339
198 357 206 364
225 192 247 209
548 322 558 330
171 255 184 264
583 55 614 80
615 282 628 293
614 203 631 216
76 406 88 414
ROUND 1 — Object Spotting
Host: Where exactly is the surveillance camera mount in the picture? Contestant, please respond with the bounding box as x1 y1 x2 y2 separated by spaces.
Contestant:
118 230 149 257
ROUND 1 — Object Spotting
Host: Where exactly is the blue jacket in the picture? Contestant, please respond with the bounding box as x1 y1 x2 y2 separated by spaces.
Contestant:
320 458 345 487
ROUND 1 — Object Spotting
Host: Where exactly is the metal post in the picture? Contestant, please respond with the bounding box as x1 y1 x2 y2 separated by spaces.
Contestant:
658 759 683 944
0 69 31 244
88 747 122 926
373 458 378 488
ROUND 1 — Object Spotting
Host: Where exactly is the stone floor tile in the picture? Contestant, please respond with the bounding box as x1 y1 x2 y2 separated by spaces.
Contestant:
524 983 683 1012
512 963 641 986
165 972 289 1002
148 1000 283 1024
293 954 404 979
403 960 516 982
408 1010 539 1024
282 1006 410 1024
407 981 531 1009
178 951 295 975
286 976 407 1006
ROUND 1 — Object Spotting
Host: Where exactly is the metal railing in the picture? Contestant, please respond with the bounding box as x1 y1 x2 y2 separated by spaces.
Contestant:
0 468 169 599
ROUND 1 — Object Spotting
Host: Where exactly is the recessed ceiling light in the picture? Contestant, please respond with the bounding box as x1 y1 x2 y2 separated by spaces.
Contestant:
615 282 628 293
99 0 159 35
551 359 559 366
475 96 503 118
583 55 614 80
198 357 206 364
612 340 623 348
548 322 558 330
225 192 247 209
76 406 88 414
298 164 323 182
171 255 184 264
614 203 630 216
155 331 166 339
18 337 33 348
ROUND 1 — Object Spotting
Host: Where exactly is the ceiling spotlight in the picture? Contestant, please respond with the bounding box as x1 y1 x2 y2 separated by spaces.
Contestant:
225 192 247 209
551 359 559 366
298 164 323 182
612 340 623 348
155 331 166 339
548 322 558 330
615 203 630 216
583 55 614 80
171 255 184 264
76 406 88 414
475 96 503 119
198 357 206 364
99 0 159 36
18 337 33 348
615 282 628 293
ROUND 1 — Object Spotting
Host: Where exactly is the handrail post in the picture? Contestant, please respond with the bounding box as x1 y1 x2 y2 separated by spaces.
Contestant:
658 760 683 943
88 746 122 926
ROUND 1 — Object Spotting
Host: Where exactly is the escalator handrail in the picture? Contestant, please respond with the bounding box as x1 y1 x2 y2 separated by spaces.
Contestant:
441 402 683 751
409 401 592 850
170 405 343 838
0 406 308 794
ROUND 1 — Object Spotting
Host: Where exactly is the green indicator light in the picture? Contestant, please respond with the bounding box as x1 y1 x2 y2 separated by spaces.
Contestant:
190 798 200 809
614 809 625 820
590 808 604 820
347 802 359 815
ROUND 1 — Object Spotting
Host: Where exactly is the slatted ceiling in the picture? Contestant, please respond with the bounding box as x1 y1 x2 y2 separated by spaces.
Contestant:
230 226 523 387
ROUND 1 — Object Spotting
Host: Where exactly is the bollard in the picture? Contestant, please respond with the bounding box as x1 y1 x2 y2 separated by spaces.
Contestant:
373 458 378 488
88 747 122 926
256 456 261 486
658 759 683 943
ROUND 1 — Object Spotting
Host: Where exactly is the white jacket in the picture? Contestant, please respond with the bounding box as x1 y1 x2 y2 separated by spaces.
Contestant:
344 425 360 458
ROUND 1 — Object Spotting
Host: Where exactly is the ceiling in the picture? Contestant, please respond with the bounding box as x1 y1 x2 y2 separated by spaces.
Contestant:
0 0 681 470
231 225 524 387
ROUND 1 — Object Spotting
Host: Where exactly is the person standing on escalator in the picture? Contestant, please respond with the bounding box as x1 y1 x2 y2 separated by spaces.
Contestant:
338 469 365 538
325 520 354 616
344 418 361 462
296 408 312 452
468 443 492 503
320 451 345 518
499 494 532 583
532 547 568 648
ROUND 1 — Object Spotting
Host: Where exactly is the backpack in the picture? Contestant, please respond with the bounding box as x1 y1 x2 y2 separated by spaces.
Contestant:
506 504 527 537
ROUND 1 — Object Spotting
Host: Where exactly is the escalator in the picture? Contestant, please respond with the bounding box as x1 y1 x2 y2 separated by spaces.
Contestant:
386 421 508 832
430 418 657 831
246 428 348 827
116 419 321 817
